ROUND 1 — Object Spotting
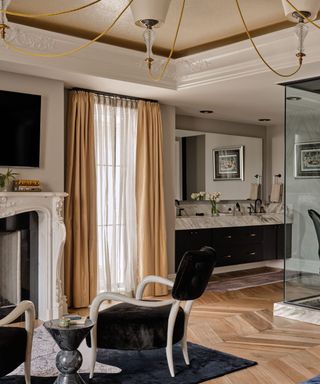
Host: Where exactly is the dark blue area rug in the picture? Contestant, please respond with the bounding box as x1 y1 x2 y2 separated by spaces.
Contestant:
302 376 320 383
1 343 257 384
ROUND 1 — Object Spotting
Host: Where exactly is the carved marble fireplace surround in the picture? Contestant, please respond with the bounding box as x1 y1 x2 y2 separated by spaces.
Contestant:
0 192 67 320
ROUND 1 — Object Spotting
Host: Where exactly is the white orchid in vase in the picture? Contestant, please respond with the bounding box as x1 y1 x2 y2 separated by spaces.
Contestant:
207 192 221 216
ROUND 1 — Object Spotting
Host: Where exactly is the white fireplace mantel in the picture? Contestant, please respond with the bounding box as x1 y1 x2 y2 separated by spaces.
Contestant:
0 192 68 320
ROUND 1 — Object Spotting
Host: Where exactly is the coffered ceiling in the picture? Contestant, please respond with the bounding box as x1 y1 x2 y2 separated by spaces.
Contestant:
2 0 320 127
8 0 293 57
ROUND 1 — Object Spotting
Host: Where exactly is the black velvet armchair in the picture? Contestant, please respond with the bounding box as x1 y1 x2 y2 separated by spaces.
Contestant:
0 300 35 384
88 246 216 378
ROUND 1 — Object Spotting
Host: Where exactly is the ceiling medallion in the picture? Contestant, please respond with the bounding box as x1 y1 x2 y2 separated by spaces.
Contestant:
0 0 320 81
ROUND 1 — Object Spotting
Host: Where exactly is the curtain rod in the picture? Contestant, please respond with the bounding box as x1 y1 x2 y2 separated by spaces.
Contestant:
70 87 158 103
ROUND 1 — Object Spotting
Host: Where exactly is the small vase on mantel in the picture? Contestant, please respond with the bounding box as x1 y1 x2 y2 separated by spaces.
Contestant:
0 169 18 192
0 180 10 192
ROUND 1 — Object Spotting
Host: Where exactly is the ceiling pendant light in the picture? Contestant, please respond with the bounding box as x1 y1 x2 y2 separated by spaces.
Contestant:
130 0 171 71
130 0 171 28
282 0 320 22
295 17 308 64
0 0 11 40
142 21 157 69
282 0 320 65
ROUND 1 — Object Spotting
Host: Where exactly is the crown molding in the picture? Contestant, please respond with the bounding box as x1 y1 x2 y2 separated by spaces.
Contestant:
175 26 320 89
0 23 176 89
1 22 320 91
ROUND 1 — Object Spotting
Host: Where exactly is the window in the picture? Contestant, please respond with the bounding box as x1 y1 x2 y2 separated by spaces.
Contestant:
94 95 138 293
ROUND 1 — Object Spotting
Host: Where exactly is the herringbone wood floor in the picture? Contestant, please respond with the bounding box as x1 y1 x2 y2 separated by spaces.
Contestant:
72 281 320 383
190 282 320 383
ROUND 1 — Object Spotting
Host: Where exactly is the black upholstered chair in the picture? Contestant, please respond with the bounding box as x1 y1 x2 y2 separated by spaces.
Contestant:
308 209 320 258
0 300 35 384
88 246 216 378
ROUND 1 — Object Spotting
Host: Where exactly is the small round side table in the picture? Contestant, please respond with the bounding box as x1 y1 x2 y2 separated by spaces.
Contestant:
43 319 94 384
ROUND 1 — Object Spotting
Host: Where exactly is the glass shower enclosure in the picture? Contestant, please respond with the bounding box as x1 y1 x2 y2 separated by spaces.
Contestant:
284 76 320 309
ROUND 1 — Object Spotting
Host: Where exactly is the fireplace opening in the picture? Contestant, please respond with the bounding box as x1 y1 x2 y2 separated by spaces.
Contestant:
0 212 38 319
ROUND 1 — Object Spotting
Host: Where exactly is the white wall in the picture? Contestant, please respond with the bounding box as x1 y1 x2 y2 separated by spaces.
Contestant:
161 104 176 275
205 133 262 200
0 71 65 191
265 124 284 200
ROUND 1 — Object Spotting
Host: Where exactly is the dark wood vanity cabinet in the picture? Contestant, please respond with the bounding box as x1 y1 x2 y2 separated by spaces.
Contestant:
175 228 212 268
212 226 264 267
175 224 291 271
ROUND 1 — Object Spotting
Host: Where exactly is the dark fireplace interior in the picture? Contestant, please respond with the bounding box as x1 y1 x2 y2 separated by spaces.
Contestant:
0 212 38 319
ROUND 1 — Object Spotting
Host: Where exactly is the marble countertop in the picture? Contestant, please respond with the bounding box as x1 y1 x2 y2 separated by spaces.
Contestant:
175 213 285 230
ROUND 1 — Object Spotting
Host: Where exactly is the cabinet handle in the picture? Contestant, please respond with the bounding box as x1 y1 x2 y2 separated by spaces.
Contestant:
249 233 257 237
248 252 256 256
224 255 232 259
225 235 232 239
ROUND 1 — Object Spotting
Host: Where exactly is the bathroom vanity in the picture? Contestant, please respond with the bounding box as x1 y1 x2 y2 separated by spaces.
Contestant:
175 214 291 270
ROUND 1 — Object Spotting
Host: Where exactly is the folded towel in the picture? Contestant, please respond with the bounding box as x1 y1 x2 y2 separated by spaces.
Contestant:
270 183 282 203
249 183 260 200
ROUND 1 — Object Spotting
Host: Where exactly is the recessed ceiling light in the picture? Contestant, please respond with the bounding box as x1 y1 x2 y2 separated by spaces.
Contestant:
258 118 271 122
200 110 213 114
286 96 302 101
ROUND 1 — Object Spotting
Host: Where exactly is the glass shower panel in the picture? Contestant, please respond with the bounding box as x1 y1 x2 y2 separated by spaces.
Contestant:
285 79 320 308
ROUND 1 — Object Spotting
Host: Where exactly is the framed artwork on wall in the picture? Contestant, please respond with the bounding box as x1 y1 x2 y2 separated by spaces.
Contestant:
295 141 320 178
212 145 244 181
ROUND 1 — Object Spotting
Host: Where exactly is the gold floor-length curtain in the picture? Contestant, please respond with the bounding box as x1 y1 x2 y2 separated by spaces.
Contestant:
136 101 168 297
64 91 97 308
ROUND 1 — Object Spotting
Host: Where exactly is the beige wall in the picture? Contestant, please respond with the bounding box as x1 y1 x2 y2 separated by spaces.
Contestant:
161 104 176 275
176 114 268 199
176 115 266 137
0 71 65 191
204 133 263 200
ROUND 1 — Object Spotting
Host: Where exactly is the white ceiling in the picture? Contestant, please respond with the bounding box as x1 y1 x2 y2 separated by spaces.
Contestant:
1 1 320 128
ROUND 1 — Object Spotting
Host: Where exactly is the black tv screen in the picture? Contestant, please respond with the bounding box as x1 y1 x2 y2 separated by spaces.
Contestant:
0 90 41 167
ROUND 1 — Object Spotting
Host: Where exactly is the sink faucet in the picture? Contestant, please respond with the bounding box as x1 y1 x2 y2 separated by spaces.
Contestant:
177 207 185 216
248 203 255 215
254 199 262 214
175 199 185 217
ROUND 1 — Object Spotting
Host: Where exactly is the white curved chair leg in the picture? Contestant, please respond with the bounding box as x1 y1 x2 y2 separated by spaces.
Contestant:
166 344 175 377
89 327 97 379
24 360 31 384
181 337 189 365
181 300 193 367
166 301 181 378
24 301 35 384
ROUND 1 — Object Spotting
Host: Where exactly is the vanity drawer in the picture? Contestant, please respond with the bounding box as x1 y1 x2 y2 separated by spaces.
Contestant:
215 243 263 266
175 229 213 271
213 226 263 245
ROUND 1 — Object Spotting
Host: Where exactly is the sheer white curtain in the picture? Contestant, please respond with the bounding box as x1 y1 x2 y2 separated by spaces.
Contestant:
94 95 138 294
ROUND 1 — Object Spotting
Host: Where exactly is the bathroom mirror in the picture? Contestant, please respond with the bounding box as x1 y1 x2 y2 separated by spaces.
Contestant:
175 129 263 201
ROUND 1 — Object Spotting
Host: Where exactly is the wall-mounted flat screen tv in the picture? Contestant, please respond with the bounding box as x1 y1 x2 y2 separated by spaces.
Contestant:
0 90 41 167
